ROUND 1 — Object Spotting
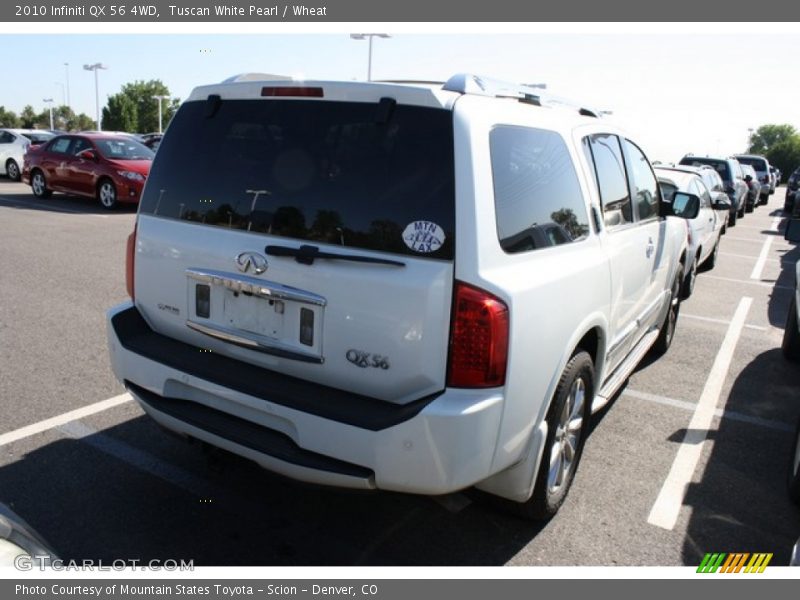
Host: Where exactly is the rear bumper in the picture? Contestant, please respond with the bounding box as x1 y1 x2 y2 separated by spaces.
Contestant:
106 303 504 495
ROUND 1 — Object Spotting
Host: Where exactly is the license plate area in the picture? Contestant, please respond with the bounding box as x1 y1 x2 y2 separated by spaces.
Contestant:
185 268 325 363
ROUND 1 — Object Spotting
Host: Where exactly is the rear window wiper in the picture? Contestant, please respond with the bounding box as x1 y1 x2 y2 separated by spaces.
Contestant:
265 244 405 267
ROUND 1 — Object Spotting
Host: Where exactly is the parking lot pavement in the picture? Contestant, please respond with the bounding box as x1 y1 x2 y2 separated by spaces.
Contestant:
1 179 798 566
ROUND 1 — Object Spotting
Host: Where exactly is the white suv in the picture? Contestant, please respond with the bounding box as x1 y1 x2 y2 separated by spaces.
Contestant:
107 74 696 519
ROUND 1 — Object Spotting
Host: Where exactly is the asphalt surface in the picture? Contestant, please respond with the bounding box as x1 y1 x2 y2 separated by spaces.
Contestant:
1 177 799 567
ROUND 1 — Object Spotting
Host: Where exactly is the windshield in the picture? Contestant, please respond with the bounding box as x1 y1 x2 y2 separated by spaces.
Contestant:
139 98 456 260
680 158 731 182
95 138 154 160
736 156 767 171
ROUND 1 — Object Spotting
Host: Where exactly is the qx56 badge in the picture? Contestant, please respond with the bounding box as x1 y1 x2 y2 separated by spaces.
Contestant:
346 349 390 370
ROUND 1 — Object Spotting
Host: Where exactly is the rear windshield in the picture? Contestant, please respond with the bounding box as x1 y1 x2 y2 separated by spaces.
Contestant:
679 158 731 182
139 98 455 260
736 156 767 171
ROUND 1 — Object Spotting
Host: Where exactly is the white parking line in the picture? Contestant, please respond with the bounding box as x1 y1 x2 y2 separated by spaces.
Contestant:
646 297 752 531
719 252 784 263
0 393 132 447
749 217 780 280
702 274 793 291
722 236 769 244
622 389 793 433
680 313 766 331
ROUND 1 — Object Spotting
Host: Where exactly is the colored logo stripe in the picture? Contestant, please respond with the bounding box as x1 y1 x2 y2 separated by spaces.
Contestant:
697 552 772 573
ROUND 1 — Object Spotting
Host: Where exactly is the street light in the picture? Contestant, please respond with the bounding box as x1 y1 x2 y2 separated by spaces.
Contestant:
64 62 71 109
83 63 108 131
152 94 171 134
42 98 54 130
55 82 66 106
349 33 391 81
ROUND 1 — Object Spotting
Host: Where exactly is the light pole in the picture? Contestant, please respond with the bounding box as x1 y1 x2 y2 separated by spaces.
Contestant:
83 63 108 131
747 127 755 153
349 33 391 81
64 62 71 109
55 82 66 106
43 98 54 130
152 94 171 133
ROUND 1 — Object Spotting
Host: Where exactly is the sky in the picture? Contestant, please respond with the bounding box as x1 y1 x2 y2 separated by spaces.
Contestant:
2 29 799 163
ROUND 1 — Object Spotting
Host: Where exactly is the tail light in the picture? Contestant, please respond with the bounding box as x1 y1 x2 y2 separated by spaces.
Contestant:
125 224 137 300
447 281 509 388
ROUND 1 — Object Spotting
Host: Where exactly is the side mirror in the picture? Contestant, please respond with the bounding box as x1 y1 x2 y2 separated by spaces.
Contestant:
712 198 731 211
744 174 753 183
77 149 96 161
672 192 700 220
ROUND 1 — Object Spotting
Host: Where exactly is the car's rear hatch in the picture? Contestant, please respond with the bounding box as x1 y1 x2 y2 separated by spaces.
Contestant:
132 81 458 404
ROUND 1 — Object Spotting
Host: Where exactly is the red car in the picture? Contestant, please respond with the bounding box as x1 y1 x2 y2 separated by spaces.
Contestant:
22 133 153 209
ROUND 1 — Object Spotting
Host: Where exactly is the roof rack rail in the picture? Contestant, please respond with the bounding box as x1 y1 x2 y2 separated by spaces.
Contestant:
222 73 293 83
442 73 601 118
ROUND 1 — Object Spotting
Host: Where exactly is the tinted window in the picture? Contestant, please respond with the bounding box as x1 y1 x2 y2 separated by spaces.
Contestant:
0 131 15 144
48 138 71 154
623 139 659 221
736 156 767 171
140 99 455 260
70 138 92 155
490 126 589 253
587 134 632 228
679 157 731 183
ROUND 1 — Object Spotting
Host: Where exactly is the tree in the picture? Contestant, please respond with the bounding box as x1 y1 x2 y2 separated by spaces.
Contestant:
67 112 95 132
765 139 800 179
101 79 179 133
748 124 797 155
102 94 138 132
0 106 20 128
19 105 37 128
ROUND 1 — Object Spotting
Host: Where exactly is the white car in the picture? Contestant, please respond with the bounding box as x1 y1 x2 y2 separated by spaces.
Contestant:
0 129 52 181
107 73 697 519
655 167 726 298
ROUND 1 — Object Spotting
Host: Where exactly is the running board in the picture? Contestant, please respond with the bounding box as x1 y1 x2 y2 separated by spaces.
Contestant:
591 329 660 414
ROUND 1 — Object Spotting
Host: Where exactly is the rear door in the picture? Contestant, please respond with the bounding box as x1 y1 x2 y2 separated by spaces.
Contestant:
133 93 456 404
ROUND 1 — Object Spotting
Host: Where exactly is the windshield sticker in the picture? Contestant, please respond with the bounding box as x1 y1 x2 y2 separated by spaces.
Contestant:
402 221 446 254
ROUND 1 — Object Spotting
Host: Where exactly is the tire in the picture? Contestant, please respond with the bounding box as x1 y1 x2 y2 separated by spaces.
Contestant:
745 201 754 213
652 264 683 357
738 205 745 218
515 351 593 520
788 416 800 506
782 296 800 361
701 239 719 272
5 159 20 181
728 210 737 227
681 256 697 299
30 170 51 198
97 178 118 210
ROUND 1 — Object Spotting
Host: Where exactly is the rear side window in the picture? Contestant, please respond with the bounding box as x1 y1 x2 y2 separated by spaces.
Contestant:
490 126 589 254
736 156 767 171
586 134 632 229
680 157 731 183
0 131 15 144
140 99 455 260
48 138 71 154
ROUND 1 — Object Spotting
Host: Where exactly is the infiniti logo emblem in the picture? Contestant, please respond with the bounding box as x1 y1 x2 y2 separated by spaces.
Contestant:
234 251 268 275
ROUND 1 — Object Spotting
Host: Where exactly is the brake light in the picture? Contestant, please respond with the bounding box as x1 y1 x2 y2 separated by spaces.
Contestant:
125 224 136 300
261 86 324 97
447 281 509 388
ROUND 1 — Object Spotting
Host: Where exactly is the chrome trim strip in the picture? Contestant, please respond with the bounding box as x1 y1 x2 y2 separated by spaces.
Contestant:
186 320 324 364
186 268 327 307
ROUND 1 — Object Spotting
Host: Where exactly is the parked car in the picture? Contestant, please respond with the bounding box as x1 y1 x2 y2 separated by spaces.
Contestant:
770 166 780 187
0 503 58 567
655 167 725 297
735 154 773 203
783 259 800 360
679 155 748 225
785 166 800 214
690 164 731 234
22 133 154 209
0 128 53 181
142 134 162 152
107 73 698 520
740 164 762 212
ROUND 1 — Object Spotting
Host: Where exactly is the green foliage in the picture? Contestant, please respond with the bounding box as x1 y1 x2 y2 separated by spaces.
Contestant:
0 106 20 128
102 94 138 132
101 79 179 133
748 124 797 155
19 105 38 128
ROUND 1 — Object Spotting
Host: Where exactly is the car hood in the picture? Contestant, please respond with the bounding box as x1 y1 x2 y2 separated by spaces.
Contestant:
108 159 152 176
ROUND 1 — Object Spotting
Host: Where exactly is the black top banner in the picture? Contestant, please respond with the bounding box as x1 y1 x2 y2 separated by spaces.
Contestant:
1 0 798 22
